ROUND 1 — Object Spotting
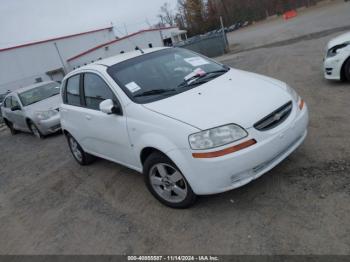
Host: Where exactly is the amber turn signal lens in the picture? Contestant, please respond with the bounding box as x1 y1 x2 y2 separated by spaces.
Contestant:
299 99 305 110
192 139 257 159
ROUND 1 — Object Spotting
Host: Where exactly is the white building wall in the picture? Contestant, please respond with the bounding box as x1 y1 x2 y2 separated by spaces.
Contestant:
68 30 166 69
0 28 115 92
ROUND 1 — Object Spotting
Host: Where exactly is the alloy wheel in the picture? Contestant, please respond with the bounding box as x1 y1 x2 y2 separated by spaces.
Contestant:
149 163 188 203
69 137 83 162
30 123 41 138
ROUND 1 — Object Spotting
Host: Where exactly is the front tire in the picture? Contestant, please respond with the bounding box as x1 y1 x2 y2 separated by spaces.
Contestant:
28 121 43 139
143 152 197 208
66 133 95 165
343 58 350 81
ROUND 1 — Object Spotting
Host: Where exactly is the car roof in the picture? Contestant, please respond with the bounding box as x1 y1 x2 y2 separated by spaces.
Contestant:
95 47 168 67
67 47 170 77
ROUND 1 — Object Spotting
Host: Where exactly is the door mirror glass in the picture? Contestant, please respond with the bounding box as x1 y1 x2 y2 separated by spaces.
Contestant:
11 105 21 111
99 99 122 115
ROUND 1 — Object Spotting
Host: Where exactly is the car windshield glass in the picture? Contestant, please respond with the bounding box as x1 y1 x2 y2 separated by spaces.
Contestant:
19 83 60 106
107 48 229 104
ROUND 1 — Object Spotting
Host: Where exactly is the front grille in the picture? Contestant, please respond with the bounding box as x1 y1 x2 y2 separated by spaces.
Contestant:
254 101 293 131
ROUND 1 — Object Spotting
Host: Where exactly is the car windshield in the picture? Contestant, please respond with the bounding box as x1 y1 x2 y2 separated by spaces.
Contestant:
107 48 229 104
19 83 60 106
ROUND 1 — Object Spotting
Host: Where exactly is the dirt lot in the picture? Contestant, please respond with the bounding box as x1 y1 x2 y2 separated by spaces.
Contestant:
1 4 350 256
226 0 350 52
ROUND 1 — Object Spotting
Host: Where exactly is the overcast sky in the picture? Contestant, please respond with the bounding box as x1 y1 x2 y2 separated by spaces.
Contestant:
0 0 177 48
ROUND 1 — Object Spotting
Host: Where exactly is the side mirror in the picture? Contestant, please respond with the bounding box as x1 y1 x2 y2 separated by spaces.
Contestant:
11 105 21 111
99 99 122 115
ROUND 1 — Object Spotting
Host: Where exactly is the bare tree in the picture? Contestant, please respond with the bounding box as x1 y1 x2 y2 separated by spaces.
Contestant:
158 2 176 26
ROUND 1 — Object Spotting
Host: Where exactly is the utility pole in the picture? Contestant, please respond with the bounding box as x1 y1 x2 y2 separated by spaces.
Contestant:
54 42 67 74
220 16 228 52
124 23 128 36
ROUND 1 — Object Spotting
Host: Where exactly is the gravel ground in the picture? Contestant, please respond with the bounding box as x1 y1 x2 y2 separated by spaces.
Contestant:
1 5 350 255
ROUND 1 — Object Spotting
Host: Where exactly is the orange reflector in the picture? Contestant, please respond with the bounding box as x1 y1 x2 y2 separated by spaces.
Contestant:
192 139 257 159
299 99 305 110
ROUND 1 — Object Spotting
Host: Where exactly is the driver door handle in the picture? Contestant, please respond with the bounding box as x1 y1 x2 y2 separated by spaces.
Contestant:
85 115 92 120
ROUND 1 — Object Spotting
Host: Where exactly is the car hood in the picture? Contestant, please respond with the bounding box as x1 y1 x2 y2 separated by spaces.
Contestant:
24 94 61 114
327 31 350 49
143 69 292 130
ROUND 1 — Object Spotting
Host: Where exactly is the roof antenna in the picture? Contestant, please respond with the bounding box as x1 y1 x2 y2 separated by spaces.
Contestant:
135 46 145 54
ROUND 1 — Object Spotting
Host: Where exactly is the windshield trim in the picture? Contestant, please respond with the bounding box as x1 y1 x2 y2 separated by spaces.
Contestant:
107 48 228 104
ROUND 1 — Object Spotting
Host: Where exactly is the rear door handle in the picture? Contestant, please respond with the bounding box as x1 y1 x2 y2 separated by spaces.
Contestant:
85 115 92 120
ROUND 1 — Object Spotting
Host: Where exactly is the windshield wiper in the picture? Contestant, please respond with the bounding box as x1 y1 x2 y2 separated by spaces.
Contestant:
134 89 177 97
178 68 229 88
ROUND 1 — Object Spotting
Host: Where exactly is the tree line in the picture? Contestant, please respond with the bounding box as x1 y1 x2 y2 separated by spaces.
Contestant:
158 0 323 36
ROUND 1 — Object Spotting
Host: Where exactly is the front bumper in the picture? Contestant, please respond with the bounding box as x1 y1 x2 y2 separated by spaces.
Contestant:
36 114 61 135
168 103 309 195
324 56 342 80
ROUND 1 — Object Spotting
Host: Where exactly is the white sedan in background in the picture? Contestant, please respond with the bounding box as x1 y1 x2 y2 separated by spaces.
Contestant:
1 81 61 138
60 47 308 208
324 31 350 81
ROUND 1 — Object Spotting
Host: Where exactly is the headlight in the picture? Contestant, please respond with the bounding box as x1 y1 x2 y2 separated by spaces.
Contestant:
35 110 58 120
327 42 349 58
286 85 299 103
189 124 248 150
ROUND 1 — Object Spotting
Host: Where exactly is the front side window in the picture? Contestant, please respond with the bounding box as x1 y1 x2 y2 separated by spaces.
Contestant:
107 48 229 104
11 97 20 108
66 75 81 106
19 82 60 107
83 73 116 110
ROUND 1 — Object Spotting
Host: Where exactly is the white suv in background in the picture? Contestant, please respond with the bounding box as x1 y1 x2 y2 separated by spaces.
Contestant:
60 47 308 208
324 31 350 81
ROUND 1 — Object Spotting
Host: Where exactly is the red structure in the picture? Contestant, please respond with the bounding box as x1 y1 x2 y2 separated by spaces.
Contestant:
283 10 298 20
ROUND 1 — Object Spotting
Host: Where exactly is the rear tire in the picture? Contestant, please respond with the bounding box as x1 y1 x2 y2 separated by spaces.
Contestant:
343 58 350 81
66 133 95 165
143 152 197 209
4 119 18 135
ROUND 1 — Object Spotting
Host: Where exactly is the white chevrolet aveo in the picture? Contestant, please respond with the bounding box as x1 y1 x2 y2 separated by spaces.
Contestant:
60 47 309 208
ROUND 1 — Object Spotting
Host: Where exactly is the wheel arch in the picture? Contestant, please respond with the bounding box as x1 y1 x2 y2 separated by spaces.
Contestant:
340 55 350 81
25 118 32 130
140 147 167 166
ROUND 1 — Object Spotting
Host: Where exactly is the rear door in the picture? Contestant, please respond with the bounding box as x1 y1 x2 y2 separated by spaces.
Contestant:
79 72 137 167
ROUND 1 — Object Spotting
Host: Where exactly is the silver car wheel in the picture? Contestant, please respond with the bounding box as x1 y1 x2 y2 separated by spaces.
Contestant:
69 137 83 162
150 163 188 203
30 123 41 138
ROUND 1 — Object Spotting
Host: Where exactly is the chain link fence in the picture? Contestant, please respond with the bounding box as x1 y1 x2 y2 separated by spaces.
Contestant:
174 33 228 58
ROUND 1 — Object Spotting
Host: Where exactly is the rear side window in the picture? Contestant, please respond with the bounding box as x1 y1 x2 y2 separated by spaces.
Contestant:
66 75 81 106
83 73 116 110
4 97 12 108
